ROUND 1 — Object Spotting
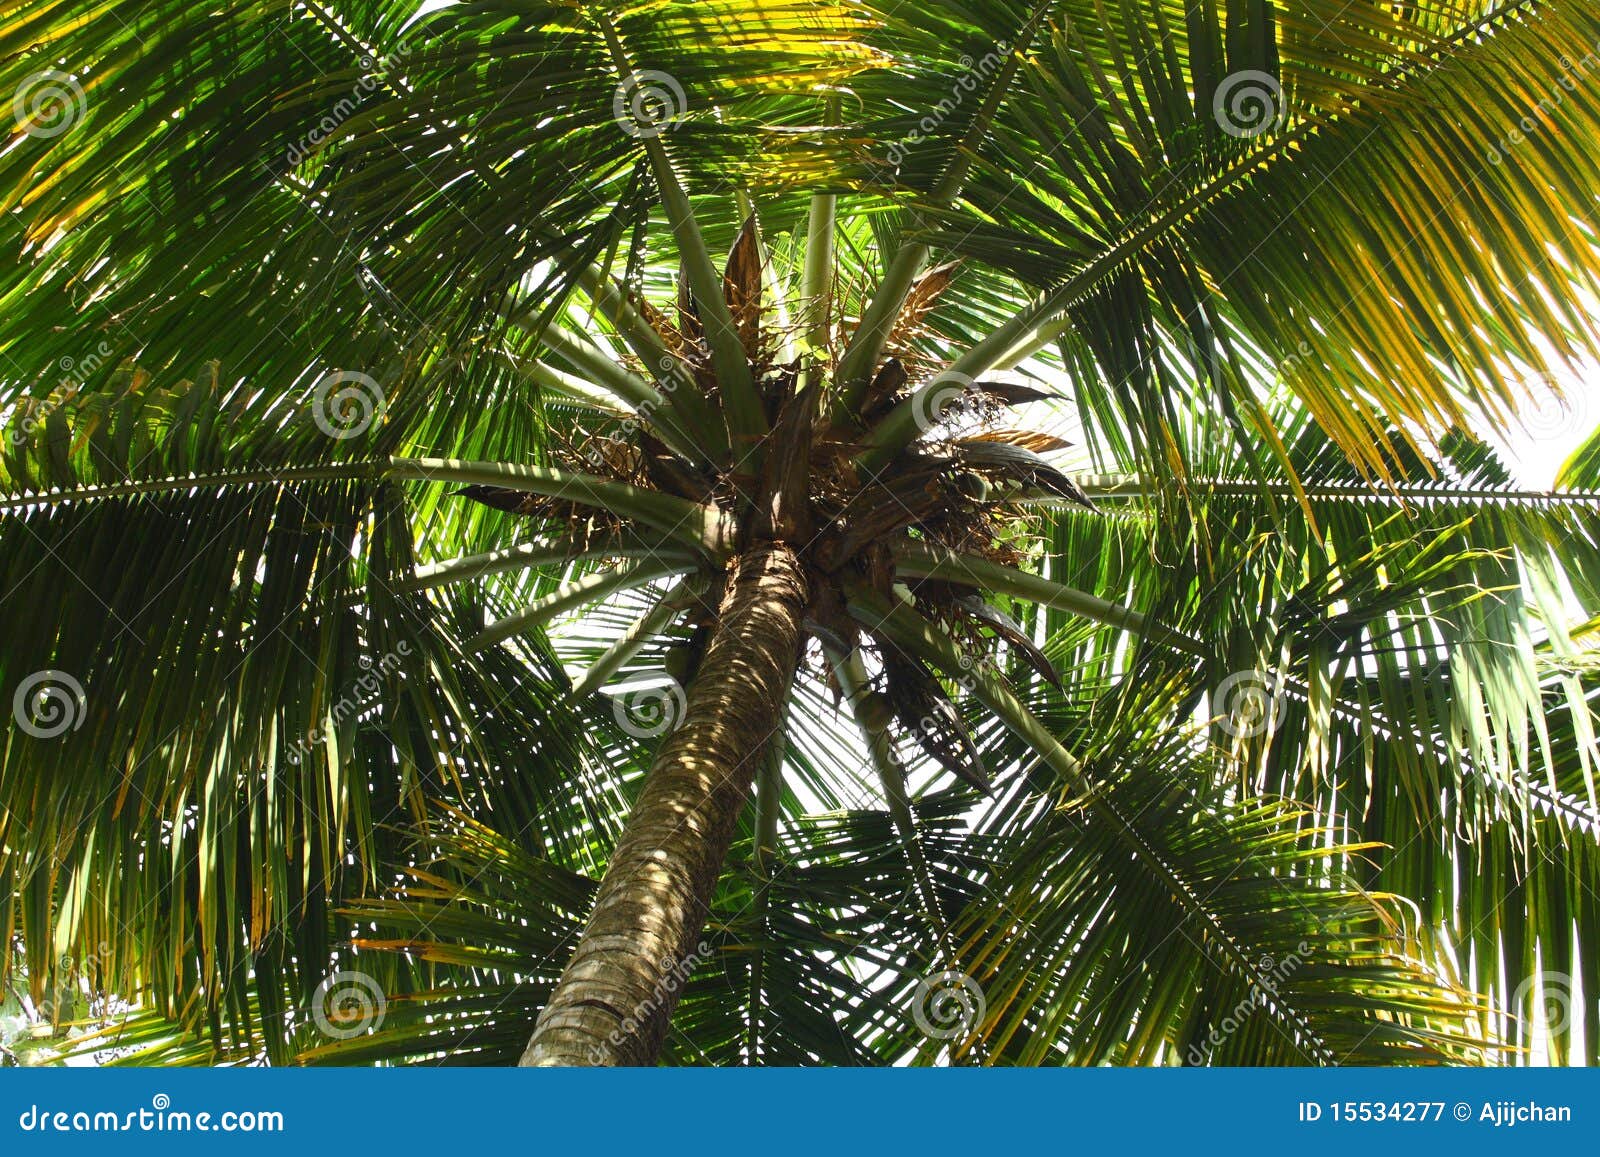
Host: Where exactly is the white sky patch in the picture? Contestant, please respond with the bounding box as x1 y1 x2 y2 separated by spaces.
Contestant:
403 0 456 33
1488 357 1600 486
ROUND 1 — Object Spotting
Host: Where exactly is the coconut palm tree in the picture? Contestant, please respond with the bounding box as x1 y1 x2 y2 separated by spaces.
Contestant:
4 0 1600 1067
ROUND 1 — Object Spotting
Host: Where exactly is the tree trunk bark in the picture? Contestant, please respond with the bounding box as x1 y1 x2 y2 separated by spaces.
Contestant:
520 541 808 1066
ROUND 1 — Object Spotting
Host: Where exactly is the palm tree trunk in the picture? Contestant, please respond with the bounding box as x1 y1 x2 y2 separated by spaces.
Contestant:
521 541 808 1066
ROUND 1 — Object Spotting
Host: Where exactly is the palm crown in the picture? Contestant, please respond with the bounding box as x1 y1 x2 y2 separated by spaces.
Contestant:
4 0 1600 1067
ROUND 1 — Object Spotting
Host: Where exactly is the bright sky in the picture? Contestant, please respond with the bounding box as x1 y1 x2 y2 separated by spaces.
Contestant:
1491 363 1598 487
